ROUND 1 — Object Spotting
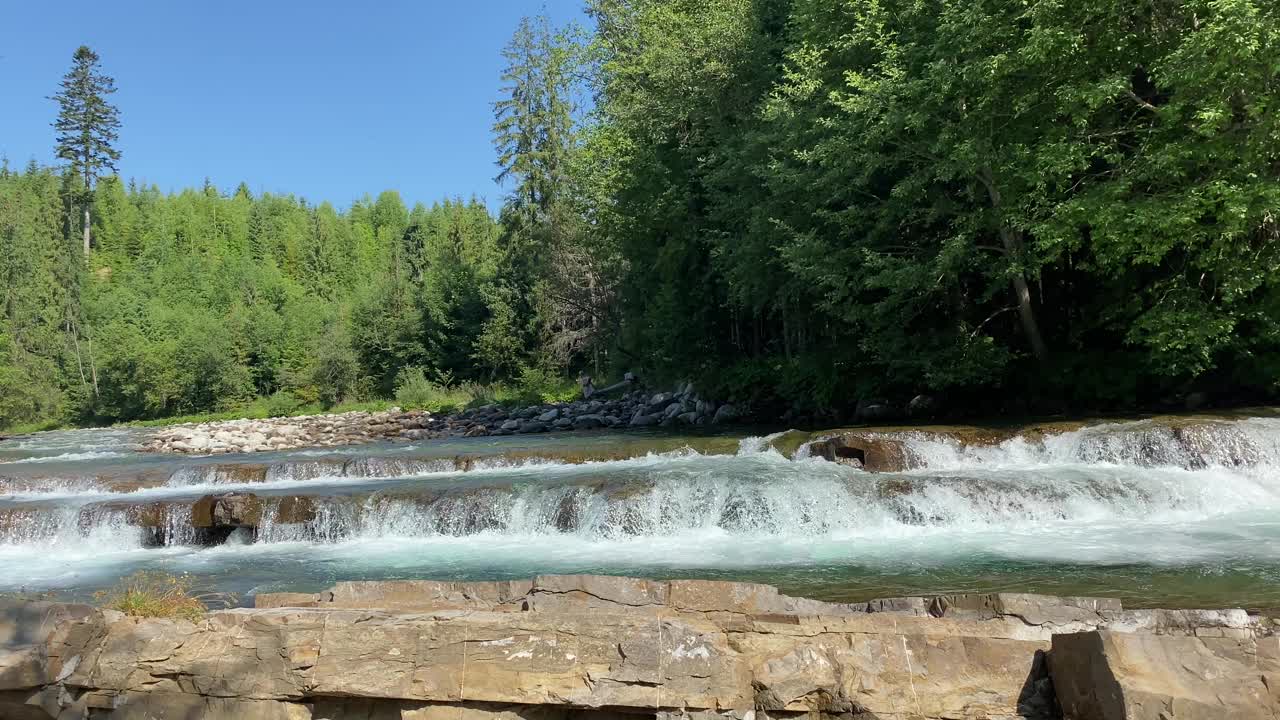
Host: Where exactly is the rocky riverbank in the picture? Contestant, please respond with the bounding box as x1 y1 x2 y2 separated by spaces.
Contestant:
2 574 1275 720
142 384 740 454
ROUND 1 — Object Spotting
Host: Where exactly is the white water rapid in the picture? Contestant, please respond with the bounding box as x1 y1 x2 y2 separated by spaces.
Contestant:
1 418 1277 606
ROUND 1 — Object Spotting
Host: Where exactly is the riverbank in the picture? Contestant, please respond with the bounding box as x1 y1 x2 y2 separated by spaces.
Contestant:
3 574 1276 719
137 384 739 454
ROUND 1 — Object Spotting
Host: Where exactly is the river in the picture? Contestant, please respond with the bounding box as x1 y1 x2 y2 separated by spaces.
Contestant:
2 415 1278 608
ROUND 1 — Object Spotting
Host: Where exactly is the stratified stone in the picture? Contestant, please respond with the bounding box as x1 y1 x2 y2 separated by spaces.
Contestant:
1050 630 1280 719
9 576 1277 720
0 600 100 691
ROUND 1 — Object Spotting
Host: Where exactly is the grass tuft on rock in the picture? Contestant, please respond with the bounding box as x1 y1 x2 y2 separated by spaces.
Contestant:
95 571 221 621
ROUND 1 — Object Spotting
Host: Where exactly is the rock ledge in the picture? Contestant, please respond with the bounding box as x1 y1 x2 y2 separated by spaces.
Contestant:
2 575 1276 720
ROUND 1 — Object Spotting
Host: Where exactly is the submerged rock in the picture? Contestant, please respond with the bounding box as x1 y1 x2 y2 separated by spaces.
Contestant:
806 432 914 472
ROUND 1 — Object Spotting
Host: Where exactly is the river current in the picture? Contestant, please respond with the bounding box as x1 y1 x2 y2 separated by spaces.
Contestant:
2 416 1278 608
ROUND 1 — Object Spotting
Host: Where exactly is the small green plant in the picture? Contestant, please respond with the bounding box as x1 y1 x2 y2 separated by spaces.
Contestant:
459 381 497 408
394 367 440 409
394 367 493 412
263 390 301 418
498 366 578 406
94 571 229 621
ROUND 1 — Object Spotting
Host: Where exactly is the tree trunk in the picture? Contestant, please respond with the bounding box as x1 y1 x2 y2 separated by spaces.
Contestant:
83 204 91 256
978 168 1048 361
86 325 100 397
67 320 88 390
82 167 93 256
999 226 1049 361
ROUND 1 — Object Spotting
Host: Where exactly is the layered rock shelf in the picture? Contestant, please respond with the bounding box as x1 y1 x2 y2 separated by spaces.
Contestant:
142 386 740 455
2 575 1275 720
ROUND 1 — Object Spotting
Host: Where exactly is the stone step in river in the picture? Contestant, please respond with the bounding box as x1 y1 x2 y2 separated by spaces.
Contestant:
2 414 1280 610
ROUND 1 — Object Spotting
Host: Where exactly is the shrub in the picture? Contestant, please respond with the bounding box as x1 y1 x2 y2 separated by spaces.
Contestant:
394 367 438 408
309 325 361 408
393 367 484 412
94 571 225 621
263 390 301 418
499 366 578 406
459 381 497 408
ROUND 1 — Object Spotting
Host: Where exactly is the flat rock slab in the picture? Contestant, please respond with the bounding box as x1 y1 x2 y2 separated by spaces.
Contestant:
4 575 1276 720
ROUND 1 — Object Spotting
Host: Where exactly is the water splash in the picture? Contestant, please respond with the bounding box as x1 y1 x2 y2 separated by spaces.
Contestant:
893 418 1280 473
0 451 127 465
4 415 1280 606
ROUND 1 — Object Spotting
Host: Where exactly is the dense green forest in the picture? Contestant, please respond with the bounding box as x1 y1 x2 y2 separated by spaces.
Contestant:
2 0 1279 430
0 165 516 426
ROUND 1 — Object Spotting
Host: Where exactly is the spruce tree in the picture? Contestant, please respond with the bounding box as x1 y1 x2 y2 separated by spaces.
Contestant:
51 45 121 256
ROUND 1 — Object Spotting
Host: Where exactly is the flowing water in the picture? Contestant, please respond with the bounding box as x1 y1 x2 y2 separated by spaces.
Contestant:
2 416 1279 608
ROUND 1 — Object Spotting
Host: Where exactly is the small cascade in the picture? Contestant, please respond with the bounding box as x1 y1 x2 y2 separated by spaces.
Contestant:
893 417 1280 472
231 454 1276 546
165 456 474 488
0 504 146 549
167 463 268 486
262 459 349 482
340 456 459 478
155 503 197 546
5 413 1280 608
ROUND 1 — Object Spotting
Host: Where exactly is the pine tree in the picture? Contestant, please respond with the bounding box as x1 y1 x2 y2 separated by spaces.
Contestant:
493 15 578 228
492 15 599 371
51 45 121 256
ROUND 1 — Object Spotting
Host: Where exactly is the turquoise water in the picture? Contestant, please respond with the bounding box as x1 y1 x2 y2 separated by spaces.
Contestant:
2 419 1279 609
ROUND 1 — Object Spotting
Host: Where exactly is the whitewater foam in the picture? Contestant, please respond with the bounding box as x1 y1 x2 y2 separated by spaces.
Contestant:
4 415 1280 605
890 417 1280 473
0 450 127 465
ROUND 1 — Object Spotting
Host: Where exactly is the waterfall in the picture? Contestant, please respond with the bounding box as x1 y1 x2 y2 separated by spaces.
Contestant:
888 417 1280 472
4 415 1280 607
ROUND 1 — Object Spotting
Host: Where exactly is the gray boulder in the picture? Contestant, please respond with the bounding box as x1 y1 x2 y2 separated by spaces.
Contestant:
907 394 940 418
630 412 662 427
856 399 900 422
648 392 674 409
712 403 740 424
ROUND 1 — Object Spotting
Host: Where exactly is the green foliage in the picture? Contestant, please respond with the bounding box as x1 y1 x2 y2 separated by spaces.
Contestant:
501 366 580 406
0 159 534 428
492 14 616 375
0 163 79 426
392 367 494 413
52 46 121 188
52 45 121 255
8 6 1280 428
263 390 302 418
394 367 446 409
307 323 361 409
578 0 1280 413
94 571 229 621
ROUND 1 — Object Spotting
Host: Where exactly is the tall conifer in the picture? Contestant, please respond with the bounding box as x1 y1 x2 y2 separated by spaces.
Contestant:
51 45 121 256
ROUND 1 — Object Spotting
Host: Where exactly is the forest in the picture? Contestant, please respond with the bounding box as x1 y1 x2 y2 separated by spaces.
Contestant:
2 0 1278 430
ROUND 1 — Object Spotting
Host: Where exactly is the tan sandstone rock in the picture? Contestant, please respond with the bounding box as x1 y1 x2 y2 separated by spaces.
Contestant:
5 575 1275 720
1050 629 1280 719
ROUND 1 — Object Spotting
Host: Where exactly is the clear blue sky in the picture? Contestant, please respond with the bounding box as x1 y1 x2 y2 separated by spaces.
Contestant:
0 0 587 211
